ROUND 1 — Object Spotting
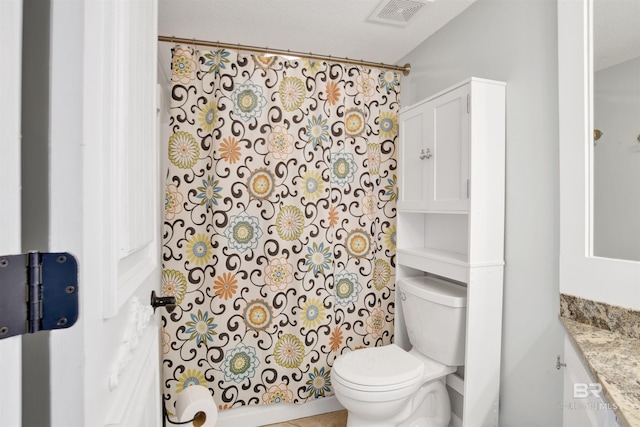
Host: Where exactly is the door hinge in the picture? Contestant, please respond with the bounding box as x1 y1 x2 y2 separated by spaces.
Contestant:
467 94 470 113
0 252 78 340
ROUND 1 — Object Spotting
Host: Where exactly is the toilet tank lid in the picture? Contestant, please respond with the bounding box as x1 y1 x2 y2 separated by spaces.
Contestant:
399 276 467 307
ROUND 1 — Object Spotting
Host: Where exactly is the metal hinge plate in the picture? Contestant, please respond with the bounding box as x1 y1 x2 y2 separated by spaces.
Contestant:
0 252 78 340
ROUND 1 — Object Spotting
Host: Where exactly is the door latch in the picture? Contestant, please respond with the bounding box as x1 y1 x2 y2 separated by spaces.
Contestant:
0 252 79 340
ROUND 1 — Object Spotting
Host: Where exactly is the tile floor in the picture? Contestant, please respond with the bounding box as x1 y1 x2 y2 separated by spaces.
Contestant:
262 410 348 427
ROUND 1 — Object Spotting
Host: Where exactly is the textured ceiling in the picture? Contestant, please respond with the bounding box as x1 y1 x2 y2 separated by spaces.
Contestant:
158 0 477 65
594 0 640 71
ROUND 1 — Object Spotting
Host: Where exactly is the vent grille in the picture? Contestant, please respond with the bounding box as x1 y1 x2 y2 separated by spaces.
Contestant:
369 0 432 26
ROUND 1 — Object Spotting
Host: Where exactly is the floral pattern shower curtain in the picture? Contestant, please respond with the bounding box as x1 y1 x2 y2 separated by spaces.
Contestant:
162 45 400 411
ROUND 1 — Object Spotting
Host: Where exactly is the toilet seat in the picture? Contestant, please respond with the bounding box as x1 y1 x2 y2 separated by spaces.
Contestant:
332 344 426 392
333 345 455 392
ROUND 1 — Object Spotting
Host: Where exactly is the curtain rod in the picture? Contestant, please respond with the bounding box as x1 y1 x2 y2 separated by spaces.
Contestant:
158 35 411 76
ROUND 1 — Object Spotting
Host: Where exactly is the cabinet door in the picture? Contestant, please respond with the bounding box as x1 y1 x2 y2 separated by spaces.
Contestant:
398 103 429 210
563 337 621 426
428 84 470 211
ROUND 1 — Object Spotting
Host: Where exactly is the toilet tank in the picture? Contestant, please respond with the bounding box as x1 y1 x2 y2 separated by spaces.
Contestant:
399 276 467 366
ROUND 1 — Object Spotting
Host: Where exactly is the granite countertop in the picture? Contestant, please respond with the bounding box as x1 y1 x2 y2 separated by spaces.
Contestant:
560 294 640 427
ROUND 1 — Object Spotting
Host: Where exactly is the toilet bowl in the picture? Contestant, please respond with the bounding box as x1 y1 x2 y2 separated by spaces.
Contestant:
332 344 455 427
332 276 467 427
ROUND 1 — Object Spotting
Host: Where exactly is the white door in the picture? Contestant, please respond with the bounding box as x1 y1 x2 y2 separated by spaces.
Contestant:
398 103 430 211
429 84 470 212
46 0 162 426
0 0 23 425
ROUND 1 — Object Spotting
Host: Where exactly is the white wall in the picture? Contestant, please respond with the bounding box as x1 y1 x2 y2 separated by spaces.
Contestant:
399 0 564 425
593 56 640 262
0 0 23 425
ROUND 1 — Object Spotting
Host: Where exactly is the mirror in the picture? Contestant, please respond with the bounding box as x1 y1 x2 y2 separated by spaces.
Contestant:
592 0 640 262
558 0 640 309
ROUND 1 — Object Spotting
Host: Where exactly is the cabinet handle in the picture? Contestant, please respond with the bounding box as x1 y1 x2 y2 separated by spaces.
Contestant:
419 148 432 160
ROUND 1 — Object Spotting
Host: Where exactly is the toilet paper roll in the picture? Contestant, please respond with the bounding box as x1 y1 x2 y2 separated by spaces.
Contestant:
175 385 218 427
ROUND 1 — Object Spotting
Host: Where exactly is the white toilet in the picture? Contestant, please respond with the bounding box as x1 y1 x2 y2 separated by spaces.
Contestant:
332 276 467 427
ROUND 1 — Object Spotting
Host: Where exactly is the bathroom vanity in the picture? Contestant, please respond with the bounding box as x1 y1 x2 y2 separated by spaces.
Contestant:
397 77 506 426
560 295 638 426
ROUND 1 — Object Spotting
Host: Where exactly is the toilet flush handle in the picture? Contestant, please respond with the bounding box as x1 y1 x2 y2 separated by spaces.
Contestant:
400 292 406 301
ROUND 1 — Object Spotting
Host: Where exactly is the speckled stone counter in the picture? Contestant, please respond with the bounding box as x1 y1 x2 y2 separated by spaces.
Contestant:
560 294 640 427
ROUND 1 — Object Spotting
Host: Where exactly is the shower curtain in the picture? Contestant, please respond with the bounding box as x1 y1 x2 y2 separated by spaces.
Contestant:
162 45 400 411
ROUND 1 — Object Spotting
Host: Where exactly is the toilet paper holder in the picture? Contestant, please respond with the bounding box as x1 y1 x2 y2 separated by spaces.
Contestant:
163 400 206 427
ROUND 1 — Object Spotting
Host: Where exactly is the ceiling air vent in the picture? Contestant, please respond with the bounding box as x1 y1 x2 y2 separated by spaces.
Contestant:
369 0 433 26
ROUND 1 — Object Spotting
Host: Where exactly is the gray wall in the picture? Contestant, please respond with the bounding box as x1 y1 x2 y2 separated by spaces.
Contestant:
399 0 564 425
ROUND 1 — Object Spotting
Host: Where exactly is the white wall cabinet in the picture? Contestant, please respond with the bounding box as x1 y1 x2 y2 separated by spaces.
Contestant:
399 83 470 212
396 78 506 426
